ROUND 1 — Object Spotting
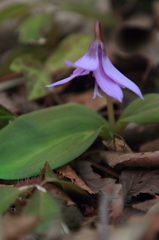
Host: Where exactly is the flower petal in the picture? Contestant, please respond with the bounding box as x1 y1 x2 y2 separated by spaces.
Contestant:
45 68 89 88
102 56 143 99
64 60 73 67
92 81 103 99
94 66 123 102
64 41 99 71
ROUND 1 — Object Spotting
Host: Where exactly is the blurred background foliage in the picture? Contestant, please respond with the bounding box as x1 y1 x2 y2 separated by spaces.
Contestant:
0 0 159 102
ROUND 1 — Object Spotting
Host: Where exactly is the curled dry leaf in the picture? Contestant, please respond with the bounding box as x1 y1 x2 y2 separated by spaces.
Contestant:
41 162 89 202
75 161 121 199
100 150 159 168
103 137 133 153
121 170 159 203
57 165 94 194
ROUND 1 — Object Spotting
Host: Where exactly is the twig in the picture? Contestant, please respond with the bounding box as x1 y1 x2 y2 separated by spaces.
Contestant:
89 161 119 178
0 72 22 82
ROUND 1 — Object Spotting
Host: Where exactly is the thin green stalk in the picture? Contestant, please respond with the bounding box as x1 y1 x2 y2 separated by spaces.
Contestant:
106 95 115 132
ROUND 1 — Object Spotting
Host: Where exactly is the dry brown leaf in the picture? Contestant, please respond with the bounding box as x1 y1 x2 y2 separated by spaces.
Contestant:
147 202 159 215
103 137 133 153
61 89 109 111
57 165 94 194
109 181 123 220
132 199 159 213
100 150 159 168
140 138 159 152
75 161 119 195
44 182 75 206
3 215 39 240
15 176 42 188
124 123 159 149
121 170 159 203
109 197 123 220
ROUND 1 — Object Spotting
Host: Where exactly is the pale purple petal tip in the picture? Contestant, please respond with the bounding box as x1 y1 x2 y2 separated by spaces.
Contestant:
64 60 73 67
94 67 124 102
92 82 103 99
102 56 143 99
45 75 74 88
46 68 90 88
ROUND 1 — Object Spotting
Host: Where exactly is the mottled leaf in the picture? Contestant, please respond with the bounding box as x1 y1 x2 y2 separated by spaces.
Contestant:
10 55 51 100
0 46 46 77
17 13 53 44
45 33 93 72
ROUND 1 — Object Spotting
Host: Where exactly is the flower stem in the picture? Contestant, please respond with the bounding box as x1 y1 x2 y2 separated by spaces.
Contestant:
106 95 115 132
94 20 105 43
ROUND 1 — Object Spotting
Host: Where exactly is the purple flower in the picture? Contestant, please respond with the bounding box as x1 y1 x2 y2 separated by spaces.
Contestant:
46 41 143 101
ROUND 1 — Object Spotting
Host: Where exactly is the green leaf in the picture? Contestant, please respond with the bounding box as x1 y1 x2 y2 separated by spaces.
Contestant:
0 3 31 24
45 33 93 72
0 187 19 214
115 94 159 133
0 103 111 180
0 105 14 130
0 46 46 77
42 162 89 199
23 190 60 232
10 55 51 100
17 13 53 44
